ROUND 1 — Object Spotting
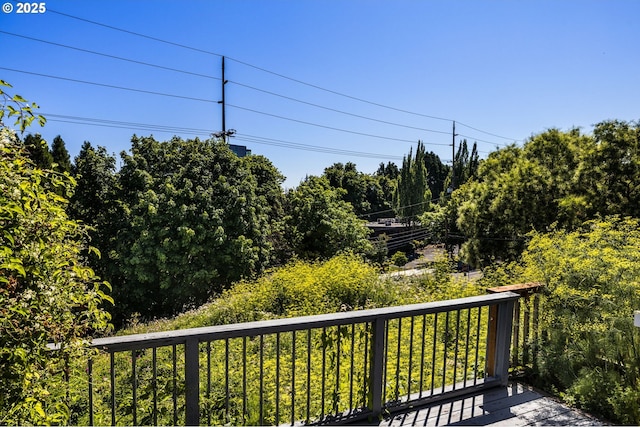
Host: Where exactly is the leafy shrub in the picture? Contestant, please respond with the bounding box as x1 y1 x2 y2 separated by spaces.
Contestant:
66 254 485 425
495 217 640 424
390 251 408 267
0 127 112 424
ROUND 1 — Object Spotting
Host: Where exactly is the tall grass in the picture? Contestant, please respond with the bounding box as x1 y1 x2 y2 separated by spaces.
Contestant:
63 253 484 425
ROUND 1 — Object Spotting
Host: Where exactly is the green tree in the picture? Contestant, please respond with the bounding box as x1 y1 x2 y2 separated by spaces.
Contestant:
112 136 269 320
323 162 392 220
423 151 450 200
284 176 372 259
576 120 640 218
518 217 640 424
394 141 432 225
374 162 399 219
454 129 587 266
22 133 53 169
68 142 121 292
50 135 72 174
240 154 287 266
0 127 112 424
323 162 370 215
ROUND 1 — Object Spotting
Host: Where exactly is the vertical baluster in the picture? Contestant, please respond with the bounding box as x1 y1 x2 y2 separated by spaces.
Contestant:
513 299 521 366
172 344 177 427
430 313 438 396
88 357 94 427
369 318 385 415
225 338 230 424
419 314 427 399
349 323 355 413
206 342 211 426
335 324 341 415
291 330 296 426
452 310 461 389
306 329 312 424
533 294 540 370
473 306 482 385
184 338 200 426
362 323 369 408
259 335 264 426
321 327 326 420
408 317 415 399
394 318 402 401
382 319 390 404
242 336 247 424
523 297 531 365
463 308 472 388
441 311 450 394
152 347 157 426
275 333 281 426
110 351 116 427
131 350 137 426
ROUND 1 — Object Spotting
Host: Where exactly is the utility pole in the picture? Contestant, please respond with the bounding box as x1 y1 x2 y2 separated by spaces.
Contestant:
219 56 227 141
451 121 458 190
213 56 235 142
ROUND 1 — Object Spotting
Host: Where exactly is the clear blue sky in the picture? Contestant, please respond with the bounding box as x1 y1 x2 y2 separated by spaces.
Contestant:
2 0 638 187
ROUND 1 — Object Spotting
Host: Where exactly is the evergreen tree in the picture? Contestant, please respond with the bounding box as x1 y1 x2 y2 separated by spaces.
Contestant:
394 141 432 225
50 135 72 174
22 133 52 169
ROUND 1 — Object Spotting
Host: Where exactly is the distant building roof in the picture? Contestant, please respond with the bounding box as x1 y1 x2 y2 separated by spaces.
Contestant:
229 144 251 158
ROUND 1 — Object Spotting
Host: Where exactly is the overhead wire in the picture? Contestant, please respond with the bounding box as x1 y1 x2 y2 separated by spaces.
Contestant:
0 67 217 104
0 31 220 81
227 104 448 145
235 133 404 160
40 113 408 160
1 30 453 139
46 7 524 146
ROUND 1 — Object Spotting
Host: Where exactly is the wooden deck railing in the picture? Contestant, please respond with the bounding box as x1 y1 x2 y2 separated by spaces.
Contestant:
56 292 519 426
487 283 545 370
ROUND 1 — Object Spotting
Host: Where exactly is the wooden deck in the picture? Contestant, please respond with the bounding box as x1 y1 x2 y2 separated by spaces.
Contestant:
369 382 606 426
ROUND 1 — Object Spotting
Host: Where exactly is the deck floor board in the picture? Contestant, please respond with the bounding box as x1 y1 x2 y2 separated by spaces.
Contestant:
370 383 606 426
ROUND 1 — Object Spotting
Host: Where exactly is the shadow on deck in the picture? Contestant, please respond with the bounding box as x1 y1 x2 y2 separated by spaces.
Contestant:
366 382 606 427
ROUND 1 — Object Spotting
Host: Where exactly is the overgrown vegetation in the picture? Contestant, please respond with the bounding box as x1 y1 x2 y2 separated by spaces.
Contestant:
66 254 483 425
482 217 640 424
3 80 640 424
0 83 111 425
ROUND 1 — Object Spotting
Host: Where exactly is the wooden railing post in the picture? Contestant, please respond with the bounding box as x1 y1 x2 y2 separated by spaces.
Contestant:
185 338 200 426
489 299 516 385
368 317 386 415
487 282 544 375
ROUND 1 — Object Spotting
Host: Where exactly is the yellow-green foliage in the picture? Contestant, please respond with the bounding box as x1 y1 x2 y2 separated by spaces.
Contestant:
65 254 486 425
0 127 112 425
490 217 640 424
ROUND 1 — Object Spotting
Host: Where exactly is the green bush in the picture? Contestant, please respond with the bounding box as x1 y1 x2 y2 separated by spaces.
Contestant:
65 253 485 425
0 127 112 424
493 217 640 424
390 251 408 267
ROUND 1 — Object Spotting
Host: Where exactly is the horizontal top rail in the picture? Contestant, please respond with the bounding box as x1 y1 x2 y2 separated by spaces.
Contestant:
486 282 543 296
69 291 519 352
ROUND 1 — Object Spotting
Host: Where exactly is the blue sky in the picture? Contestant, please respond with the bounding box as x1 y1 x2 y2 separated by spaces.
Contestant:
1 0 638 187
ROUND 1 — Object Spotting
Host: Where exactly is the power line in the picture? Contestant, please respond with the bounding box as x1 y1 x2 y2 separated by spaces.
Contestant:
227 104 449 146
44 113 214 135
48 9 224 58
4 66 450 147
0 67 217 103
40 112 408 160
0 31 219 81
2 30 500 144
229 80 451 136
235 133 404 160
47 8 523 144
